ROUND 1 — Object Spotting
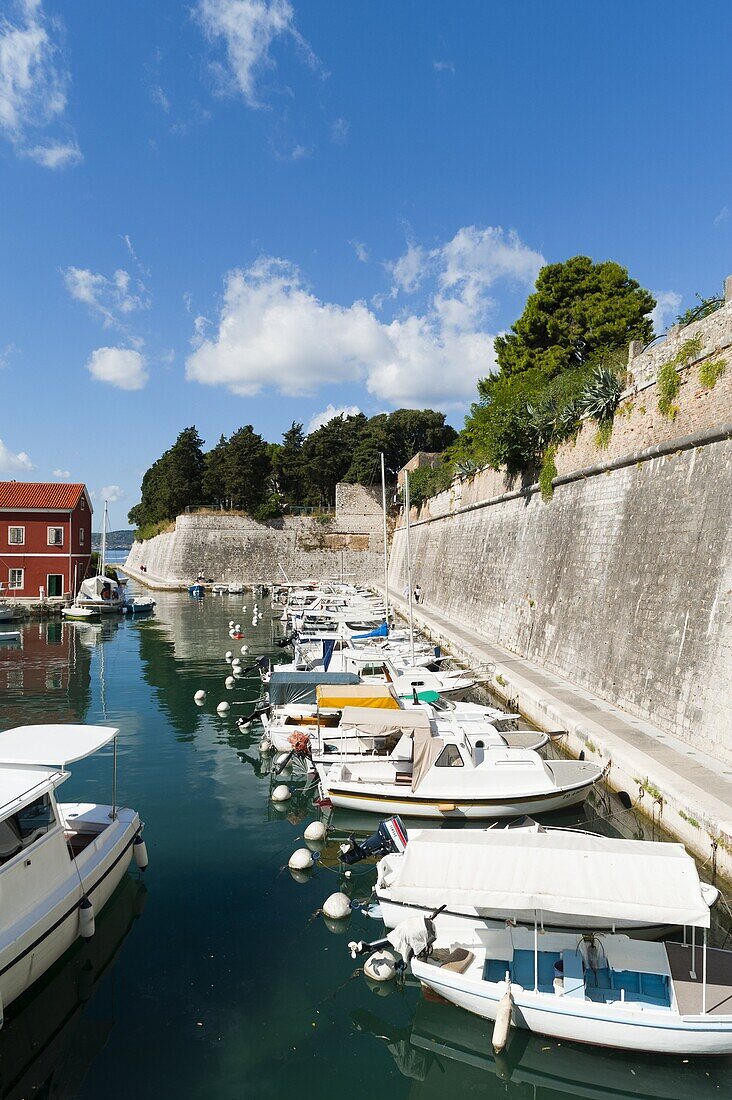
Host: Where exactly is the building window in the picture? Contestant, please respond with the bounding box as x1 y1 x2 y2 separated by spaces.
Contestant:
79 527 85 546
47 527 64 546
8 526 24 545
80 497 85 510
9 569 24 590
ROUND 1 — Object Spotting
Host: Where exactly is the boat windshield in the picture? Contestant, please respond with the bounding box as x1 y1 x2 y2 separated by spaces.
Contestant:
0 793 56 865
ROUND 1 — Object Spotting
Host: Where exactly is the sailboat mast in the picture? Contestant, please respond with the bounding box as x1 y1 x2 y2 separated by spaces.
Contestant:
404 470 415 665
380 452 389 626
99 500 108 578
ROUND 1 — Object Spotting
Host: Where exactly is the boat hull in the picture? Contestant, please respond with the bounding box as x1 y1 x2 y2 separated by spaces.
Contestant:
0 806 140 1019
320 781 593 818
411 962 732 1055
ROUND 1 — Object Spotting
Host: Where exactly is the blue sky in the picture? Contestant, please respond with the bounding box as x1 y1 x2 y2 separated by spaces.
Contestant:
1 0 730 527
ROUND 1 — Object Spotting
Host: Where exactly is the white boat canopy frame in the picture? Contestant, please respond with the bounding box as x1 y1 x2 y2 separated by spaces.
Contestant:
379 828 711 928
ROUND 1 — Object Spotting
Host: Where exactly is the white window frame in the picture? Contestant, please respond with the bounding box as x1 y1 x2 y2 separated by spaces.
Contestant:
79 526 85 546
47 526 64 547
8 525 25 545
46 574 64 598
80 497 85 510
9 568 24 590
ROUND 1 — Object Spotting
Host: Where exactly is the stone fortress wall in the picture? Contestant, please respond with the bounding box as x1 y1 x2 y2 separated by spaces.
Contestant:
390 282 732 764
125 482 384 586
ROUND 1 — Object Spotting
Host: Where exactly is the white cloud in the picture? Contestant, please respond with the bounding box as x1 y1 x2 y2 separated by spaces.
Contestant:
307 403 362 434
331 116 349 144
63 266 149 327
100 484 124 503
350 239 369 263
650 290 682 336
0 1 80 167
0 437 33 471
0 342 18 369
86 347 148 391
195 0 316 107
186 225 543 410
150 84 170 113
433 59 455 74
713 205 729 228
52 468 70 478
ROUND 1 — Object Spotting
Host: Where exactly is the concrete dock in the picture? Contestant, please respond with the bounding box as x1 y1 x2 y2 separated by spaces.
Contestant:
385 589 732 883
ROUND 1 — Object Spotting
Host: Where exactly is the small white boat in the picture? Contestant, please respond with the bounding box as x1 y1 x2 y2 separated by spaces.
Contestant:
211 584 229 595
124 596 156 615
0 630 21 643
315 723 602 818
0 607 16 623
227 583 244 594
396 867 732 1054
62 605 98 621
374 825 720 939
0 724 146 1024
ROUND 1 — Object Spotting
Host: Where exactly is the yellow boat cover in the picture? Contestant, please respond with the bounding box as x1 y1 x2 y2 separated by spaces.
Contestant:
315 684 399 709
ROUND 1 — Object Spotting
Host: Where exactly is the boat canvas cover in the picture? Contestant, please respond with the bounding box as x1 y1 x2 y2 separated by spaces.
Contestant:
316 684 400 710
378 829 711 927
411 726 445 791
268 672 360 706
0 725 119 768
338 708 432 736
78 576 118 600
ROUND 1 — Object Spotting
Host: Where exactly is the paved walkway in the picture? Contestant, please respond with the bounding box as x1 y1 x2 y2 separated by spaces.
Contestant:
384 590 732 863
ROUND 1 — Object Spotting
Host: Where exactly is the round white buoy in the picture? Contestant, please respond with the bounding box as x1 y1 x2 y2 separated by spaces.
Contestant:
271 784 291 802
364 950 397 983
240 645 249 655
234 624 241 632
229 620 235 628
288 848 314 871
304 821 327 843
241 606 247 613
79 897 96 941
225 651 233 661
322 892 351 921
217 701 230 714
194 690 206 704
231 656 241 665
225 676 235 689
133 835 149 871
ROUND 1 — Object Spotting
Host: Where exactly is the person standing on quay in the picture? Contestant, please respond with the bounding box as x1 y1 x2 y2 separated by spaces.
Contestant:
414 584 423 604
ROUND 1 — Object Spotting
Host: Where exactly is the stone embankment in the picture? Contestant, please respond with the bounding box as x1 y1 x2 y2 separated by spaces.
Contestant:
389 284 732 877
124 483 385 588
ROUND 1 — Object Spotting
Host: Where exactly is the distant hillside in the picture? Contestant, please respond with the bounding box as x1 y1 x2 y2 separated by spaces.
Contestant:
92 529 135 550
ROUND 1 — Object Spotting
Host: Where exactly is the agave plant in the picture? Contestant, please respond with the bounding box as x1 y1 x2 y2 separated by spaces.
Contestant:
580 366 622 423
525 398 559 451
554 397 583 440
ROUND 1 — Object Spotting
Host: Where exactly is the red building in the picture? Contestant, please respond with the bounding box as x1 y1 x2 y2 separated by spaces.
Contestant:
0 482 93 600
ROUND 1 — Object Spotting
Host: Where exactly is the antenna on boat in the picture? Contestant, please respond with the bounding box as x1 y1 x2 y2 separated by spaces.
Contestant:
380 452 389 627
404 470 415 667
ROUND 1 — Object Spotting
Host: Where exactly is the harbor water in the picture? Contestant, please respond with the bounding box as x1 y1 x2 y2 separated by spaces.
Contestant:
0 585 730 1099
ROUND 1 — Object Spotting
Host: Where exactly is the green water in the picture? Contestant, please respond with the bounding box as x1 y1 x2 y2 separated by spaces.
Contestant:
0 590 730 1099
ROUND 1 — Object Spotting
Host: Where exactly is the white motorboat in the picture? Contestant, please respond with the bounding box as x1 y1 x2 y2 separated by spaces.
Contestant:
124 596 156 615
0 724 147 1024
388 857 732 1055
374 825 720 939
62 604 99 621
227 583 244 594
315 722 602 818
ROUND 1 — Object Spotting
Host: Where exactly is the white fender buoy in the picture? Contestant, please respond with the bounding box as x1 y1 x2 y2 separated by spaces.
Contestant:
234 624 241 633
225 676 235 689
194 690 206 704
274 752 291 768
288 848 314 871
271 784 291 802
240 645 249 655
133 835 149 871
492 987 514 1053
322 892 351 921
225 651 233 661
242 607 247 613
304 821 327 843
229 620 235 628
217 701 230 715
231 657 241 666
364 949 397 983
79 897 95 941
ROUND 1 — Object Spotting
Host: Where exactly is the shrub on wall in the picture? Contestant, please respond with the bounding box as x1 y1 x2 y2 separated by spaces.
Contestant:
698 357 727 389
539 447 558 501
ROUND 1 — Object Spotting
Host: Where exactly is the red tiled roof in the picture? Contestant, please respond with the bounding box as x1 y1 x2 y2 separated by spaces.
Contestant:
0 482 88 510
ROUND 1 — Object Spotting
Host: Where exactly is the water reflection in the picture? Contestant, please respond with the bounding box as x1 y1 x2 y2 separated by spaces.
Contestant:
0 619 93 726
0 876 146 1100
353 992 731 1099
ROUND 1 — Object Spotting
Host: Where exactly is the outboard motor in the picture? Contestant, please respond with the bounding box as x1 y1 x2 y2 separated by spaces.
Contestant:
339 816 408 866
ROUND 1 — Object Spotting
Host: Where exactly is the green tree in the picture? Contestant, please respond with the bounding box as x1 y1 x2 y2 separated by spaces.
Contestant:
345 409 458 484
202 434 229 507
273 422 306 504
222 425 272 512
301 413 368 505
128 426 204 525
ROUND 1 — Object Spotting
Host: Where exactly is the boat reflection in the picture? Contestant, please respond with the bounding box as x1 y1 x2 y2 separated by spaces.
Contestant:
0 874 146 1100
353 992 731 1098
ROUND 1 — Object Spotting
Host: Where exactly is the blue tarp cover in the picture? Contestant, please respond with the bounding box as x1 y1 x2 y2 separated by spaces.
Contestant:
352 621 389 640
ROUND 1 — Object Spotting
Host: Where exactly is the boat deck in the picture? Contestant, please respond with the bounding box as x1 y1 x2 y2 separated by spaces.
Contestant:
666 942 732 1017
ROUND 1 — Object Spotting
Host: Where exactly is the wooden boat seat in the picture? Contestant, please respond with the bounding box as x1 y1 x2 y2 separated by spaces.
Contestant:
430 947 475 974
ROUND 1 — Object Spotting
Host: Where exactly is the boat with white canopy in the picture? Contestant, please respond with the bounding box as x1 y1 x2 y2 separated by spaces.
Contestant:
315 719 601 818
374 826 720 938
376 838 732 1054
0 724 146 1025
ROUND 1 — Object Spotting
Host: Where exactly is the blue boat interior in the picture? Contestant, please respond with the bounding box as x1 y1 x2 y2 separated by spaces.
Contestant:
484 948 671 1008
